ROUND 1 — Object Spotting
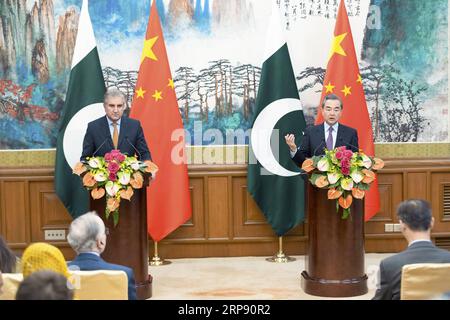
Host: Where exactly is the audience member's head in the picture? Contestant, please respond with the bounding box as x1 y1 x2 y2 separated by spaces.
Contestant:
67 211 107 255
22 243 69 279
0 235 17 273
15 270 73 300
397 199 434 242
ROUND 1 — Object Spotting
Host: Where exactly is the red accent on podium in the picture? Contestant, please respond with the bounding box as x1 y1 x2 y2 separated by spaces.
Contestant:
301 187 368 297
90 185 152 300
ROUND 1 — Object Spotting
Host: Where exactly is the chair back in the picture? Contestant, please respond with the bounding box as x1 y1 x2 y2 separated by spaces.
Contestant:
401 263 450 300
69 270 128 300
0 270 128 300
0 273 23 300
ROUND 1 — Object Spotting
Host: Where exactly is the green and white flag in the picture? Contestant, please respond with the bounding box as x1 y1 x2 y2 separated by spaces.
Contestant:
247 2 306 236
55 0 105 218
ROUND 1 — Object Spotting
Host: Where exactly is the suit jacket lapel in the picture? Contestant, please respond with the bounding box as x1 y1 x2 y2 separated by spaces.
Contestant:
117 116 126 149
318 123 325 143
101 116 114 150
336 123 344 147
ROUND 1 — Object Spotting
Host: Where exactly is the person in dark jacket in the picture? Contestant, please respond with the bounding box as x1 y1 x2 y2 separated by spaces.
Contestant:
81 88 151 161
285 94 358 166
372 199 450 300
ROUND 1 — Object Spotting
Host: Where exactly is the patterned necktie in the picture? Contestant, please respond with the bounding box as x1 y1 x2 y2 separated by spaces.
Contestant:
112 122 119 149
326 126 334 150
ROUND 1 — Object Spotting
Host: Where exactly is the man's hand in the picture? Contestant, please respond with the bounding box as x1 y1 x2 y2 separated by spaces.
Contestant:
284 134 297 152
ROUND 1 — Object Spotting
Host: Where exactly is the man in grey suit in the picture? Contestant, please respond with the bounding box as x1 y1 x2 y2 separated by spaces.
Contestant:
372 199 450 300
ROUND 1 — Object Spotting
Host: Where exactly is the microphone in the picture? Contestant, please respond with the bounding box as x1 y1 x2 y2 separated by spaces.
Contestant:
297 168 310 176
313 140 326 156
125 136 142 160
92 137 109 158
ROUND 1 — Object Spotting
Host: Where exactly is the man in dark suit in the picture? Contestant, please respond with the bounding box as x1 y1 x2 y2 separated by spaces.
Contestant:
67 211 137 300
372 199 450 300
285 94 358 166
81 88 151 161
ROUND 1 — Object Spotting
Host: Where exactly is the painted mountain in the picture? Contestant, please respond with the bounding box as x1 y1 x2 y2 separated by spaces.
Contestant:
361 0 448 142
0 0 448 149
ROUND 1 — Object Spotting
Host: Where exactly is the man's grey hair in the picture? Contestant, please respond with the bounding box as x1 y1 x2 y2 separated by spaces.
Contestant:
104 87 127 108
67 211 105 254
322 93 344 109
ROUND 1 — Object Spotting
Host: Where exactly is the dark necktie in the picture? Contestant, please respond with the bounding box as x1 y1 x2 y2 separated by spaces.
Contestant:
326 126 334 150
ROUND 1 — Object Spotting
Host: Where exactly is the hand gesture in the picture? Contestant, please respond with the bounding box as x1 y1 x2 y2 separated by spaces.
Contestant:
284 134 297 152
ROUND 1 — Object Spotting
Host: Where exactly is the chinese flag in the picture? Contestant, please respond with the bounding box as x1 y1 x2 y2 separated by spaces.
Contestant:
315 0 380 221
130 0 192 241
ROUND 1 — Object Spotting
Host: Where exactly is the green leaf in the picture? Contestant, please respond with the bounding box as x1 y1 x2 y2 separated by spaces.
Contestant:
329 182 340 188
342 208 351 219
312 156 322 166
310 173 324 185
113 211 119 227
356 183 371 191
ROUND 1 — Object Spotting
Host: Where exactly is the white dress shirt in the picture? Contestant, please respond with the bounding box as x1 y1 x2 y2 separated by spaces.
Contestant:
290 122 340 157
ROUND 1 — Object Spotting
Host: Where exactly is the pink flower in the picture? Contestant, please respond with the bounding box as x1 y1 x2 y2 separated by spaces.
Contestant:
342 167 350 175
341 159 350 168
336 151 343 159
108 150 126 163
336 146 346 151
109 173 117 181
108 161 120 174
344 150 353 158
116 153 126 163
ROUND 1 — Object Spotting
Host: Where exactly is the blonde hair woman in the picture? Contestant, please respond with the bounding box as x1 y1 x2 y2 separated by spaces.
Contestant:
21 243 69 279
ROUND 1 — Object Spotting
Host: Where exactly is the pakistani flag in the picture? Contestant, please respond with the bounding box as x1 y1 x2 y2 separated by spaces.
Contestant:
247 3 306 236
55 0 106 218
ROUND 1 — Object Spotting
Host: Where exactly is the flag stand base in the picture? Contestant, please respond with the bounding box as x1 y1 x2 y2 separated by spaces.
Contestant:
266 236 296 263
266 252 296 263
149 241 172 266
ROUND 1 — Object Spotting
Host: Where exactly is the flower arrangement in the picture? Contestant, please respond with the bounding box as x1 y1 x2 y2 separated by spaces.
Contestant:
73 150 158 226
301 146 384 219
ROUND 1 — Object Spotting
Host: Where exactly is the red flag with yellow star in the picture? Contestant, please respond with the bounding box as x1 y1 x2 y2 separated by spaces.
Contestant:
315 0 380 221
130 0 192 241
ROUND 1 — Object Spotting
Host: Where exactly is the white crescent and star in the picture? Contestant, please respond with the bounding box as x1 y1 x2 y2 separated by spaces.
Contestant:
63 103 105 168
64 99 302 178
251 98 303 177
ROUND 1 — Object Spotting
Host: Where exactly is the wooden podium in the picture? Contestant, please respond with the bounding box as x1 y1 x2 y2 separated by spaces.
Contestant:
301 186 368 297
90 184 152 300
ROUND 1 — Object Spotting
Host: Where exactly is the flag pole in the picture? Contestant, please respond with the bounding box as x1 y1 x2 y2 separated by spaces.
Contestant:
149 241 171 266
266 236 296 263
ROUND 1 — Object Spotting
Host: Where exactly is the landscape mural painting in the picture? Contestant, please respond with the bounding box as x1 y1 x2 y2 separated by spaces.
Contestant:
0 0 448 149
